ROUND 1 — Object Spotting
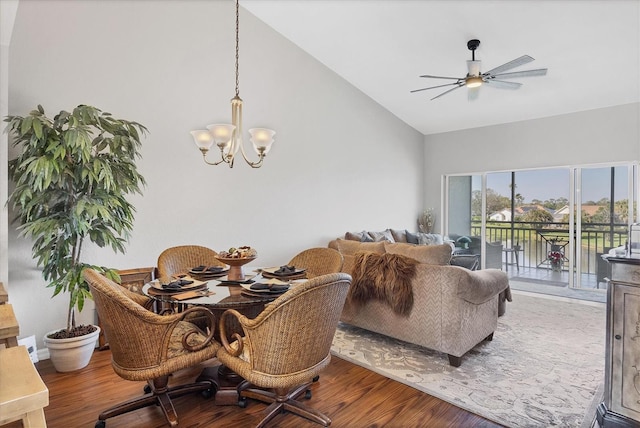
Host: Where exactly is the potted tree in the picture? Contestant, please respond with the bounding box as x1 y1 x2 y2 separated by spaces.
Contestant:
5 104 146 371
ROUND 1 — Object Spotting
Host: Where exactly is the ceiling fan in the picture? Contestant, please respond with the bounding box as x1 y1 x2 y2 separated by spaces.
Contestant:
411 39 547 101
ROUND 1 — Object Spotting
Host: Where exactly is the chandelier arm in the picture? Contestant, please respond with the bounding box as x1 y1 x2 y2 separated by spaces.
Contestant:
238 142 266 168
200 148 230 166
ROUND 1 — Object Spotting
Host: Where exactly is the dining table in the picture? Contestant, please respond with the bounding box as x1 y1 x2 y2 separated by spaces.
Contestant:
142 267 308 405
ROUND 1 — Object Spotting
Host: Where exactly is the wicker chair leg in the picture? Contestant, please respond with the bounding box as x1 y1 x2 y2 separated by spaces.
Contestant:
239 383 330 427
283 399 331 426
97 376 214 427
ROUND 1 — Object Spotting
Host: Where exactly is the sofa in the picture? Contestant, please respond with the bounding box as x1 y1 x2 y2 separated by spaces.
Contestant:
329 229 510 366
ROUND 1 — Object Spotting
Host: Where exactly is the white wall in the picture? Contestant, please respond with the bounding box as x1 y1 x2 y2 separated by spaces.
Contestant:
7 0 424 351
424 103 640 220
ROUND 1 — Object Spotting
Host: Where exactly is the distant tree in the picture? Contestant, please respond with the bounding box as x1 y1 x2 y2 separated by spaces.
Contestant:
591 207 610 224
542 197 568 210
521 209 553 226
615 200 629 223
515 193 524 206
472 188 511 218
561 209 594 224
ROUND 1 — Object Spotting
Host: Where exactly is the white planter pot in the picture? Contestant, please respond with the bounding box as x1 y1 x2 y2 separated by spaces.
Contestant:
43 325 101 372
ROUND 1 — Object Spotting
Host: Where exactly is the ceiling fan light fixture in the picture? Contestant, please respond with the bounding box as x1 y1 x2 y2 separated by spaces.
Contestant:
466 76 483 88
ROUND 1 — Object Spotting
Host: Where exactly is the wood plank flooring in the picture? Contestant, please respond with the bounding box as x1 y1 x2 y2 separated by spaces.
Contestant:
16 349 504 428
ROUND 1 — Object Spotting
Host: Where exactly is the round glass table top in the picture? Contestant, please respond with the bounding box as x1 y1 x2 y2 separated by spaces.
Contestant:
142 273 307 308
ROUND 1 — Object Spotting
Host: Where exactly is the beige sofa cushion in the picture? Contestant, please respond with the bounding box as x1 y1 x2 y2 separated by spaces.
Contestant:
335 239 386 255
384 242 452 265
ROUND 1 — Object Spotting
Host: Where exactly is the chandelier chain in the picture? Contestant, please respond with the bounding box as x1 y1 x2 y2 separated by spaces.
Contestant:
235 0 240 97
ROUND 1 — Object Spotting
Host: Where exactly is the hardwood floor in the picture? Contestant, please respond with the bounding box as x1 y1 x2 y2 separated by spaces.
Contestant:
17 349 504 428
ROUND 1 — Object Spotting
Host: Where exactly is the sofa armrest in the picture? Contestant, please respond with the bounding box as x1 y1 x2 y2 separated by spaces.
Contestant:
455 268 509 304
450 254 479 270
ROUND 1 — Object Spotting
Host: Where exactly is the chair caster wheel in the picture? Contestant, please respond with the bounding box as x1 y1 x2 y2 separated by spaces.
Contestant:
95 421 106 428
143 384 152 394
201 387 216 399
305 389 312 399
238 397 248 408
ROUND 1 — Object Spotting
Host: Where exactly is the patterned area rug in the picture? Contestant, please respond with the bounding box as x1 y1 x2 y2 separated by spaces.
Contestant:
331 292 606 428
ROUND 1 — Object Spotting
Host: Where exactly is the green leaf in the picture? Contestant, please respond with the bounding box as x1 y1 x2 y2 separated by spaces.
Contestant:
32 118 43 139
6 103 146 322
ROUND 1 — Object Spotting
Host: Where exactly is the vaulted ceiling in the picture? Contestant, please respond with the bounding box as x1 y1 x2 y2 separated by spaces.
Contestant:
243 0 640 135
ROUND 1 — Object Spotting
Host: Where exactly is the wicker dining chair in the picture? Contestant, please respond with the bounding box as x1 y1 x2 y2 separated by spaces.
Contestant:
157 245 225 280
216 272 352 427
287 247 344 279
83 268 220 428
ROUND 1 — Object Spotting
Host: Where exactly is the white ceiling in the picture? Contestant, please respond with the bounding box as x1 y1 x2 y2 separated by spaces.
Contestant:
243 0 640 135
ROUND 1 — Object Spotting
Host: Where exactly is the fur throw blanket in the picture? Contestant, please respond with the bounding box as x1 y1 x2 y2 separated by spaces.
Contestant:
349 251 418 316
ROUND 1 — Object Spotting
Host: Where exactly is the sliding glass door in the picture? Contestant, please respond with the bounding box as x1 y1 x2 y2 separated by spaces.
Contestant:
444 163 638 291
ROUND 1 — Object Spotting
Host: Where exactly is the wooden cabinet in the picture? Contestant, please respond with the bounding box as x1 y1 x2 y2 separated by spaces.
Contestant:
597 257 640 428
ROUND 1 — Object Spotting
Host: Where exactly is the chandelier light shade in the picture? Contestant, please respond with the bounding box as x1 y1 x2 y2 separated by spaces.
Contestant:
190 0 275 168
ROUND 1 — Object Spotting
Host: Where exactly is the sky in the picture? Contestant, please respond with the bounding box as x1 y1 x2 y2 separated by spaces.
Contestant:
474 166 631 204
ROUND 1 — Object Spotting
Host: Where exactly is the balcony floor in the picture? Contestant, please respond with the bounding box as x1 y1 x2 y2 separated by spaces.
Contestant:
502 263 606 303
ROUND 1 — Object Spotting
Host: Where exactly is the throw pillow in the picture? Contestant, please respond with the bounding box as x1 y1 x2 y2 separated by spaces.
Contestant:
336 239 386 256
384 242 452 265
417 233 444 246
406 231 419 244
390 229 408 243
367 230 395 242
344 231 367 241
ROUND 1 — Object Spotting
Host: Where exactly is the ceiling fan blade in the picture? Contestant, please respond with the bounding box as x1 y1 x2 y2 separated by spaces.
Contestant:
419 74 463 80
484 79 522 89
484 55 534 76
410 82 460 93
491 68 548 79
431 84 464 100
468 87 480 101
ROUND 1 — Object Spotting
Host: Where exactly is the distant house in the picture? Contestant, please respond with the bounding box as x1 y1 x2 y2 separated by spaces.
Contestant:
554 204 605 222
489 205 552 221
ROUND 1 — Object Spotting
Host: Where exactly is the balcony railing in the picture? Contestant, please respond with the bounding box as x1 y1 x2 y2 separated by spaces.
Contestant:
469 220 627 275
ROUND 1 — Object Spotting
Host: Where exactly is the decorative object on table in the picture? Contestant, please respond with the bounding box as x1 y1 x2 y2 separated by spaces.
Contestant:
240 279 290 297
217 273 351 427
189 265 228 279
261 265 307 280
5 104 146 372
418 208 435 233
216 246 257 281
83 268 219 427
149 277 207 294
189 0 275 168
548 250 564 271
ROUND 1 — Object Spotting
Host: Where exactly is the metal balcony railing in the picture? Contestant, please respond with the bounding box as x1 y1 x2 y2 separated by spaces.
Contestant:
470 221 627 275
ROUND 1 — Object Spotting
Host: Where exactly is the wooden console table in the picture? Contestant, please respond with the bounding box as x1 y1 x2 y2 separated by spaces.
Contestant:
597 256 640 427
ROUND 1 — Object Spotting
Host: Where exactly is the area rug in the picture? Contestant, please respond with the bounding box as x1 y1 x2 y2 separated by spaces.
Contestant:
331 293 606 428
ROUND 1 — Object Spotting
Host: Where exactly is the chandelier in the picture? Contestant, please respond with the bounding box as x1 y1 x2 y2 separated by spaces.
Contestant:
190 0 275 168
